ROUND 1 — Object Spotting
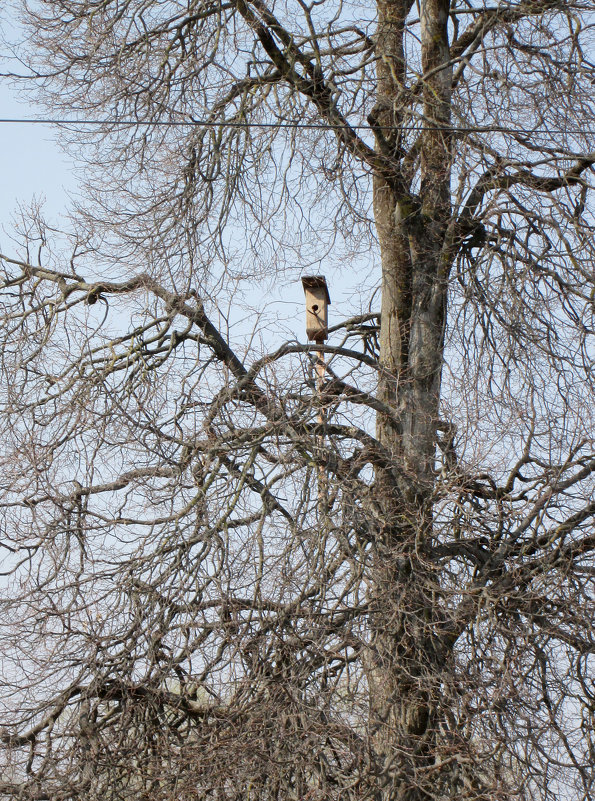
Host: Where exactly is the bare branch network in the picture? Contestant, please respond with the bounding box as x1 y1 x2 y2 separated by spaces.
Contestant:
0 1 594 800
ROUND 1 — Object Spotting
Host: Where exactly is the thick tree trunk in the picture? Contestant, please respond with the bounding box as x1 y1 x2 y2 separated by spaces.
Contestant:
369 1 453 798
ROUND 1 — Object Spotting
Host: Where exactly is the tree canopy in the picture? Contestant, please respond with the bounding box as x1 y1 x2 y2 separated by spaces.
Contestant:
1 1 595 800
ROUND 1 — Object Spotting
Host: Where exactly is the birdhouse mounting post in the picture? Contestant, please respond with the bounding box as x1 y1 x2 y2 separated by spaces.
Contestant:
301 274 330 400
302 276 330 517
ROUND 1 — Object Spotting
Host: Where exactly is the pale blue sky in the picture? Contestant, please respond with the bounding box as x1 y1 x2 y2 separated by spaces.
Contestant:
0 87 372 344
0 82 316 343
0 4 76 234
0 84 75 230
0 12 372 340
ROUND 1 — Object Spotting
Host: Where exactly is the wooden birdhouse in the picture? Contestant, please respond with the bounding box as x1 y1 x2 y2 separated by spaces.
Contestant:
301 276 331 342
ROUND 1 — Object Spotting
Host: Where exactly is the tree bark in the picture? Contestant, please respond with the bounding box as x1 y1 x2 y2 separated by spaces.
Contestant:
370 1 453 798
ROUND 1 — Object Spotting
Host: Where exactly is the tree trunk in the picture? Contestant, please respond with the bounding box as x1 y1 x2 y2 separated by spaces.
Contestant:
370 1 452 798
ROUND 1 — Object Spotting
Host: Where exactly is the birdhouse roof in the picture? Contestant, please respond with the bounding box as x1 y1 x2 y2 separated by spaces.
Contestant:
301 275 331 305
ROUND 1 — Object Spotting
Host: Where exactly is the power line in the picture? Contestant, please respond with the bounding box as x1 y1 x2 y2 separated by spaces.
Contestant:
0 117 591 137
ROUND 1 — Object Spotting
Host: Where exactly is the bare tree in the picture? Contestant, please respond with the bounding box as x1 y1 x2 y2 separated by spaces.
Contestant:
1 1 595 799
